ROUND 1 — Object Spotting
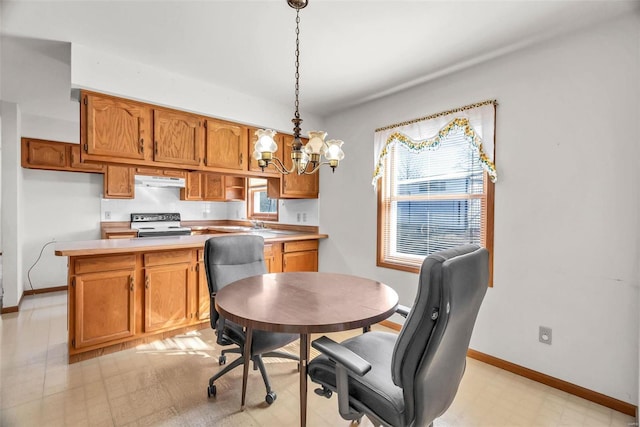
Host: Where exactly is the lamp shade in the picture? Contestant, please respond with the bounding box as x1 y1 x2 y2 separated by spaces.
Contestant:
325 139 345 161
304 131 327 155
254 129 278 154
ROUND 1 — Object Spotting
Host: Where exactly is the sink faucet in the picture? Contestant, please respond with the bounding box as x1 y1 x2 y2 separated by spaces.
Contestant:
250 220 265 229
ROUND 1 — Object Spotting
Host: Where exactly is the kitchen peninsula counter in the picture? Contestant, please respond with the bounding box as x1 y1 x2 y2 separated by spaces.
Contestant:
55 231 328 257
56 231 327 363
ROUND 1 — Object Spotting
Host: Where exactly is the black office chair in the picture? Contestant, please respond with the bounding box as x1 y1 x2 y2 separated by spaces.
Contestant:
308 244 489 427
204 235 298 404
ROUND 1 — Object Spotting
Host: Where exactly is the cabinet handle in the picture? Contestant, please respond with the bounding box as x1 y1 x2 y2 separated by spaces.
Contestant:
154 141 158 155
140 138 144 153
130 276 134 292
145 276 149 289
60 152 64 163
239 153 243 165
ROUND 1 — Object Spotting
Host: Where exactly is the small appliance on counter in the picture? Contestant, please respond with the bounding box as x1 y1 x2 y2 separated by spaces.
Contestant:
130 213 192 237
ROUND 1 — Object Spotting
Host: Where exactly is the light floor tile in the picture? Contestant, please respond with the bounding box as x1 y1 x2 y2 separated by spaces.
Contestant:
1 291 637 427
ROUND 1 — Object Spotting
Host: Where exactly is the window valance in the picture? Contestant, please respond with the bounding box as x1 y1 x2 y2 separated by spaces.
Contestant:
372 100 498 188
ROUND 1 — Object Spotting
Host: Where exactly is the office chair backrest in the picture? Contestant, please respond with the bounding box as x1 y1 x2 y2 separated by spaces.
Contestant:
204 235 267 328
391 244 488 426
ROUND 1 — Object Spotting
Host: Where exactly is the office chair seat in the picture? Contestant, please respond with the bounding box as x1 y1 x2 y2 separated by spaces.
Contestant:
308 331 405 426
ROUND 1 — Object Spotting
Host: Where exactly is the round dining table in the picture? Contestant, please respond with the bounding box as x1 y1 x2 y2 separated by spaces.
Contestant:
215 271 399 427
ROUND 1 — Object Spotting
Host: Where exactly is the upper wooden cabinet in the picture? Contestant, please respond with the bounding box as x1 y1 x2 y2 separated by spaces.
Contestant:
104 165 134 199
81 92 151 162
267 135 319 199
153 109 203 167
204 119 248 171
22 138 105 174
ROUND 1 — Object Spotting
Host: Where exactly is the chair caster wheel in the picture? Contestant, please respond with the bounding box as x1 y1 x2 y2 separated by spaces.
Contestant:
219 355 226 365
207 384 217 398
265 391 277 404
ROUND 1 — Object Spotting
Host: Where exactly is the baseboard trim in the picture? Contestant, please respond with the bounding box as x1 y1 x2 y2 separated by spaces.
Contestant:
378 320 636 417
2 286 68 314
23 286 68 296
467 349 636 417
1 305 19 314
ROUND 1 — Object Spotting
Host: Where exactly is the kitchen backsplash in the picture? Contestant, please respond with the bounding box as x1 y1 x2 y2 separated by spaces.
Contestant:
100 186 319 225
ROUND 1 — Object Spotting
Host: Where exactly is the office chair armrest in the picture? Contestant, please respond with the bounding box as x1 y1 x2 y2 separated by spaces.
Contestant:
396 304 411 318
312 336 372 376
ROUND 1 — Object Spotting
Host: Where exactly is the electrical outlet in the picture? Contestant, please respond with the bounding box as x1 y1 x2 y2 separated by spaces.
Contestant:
302 212 307 223
539 326 552 345
104 211 111 220
202 211 207 218
296 213 301 222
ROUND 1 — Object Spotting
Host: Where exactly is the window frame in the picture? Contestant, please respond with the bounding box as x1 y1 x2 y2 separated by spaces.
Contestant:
247 184 278 221
376 154 495 286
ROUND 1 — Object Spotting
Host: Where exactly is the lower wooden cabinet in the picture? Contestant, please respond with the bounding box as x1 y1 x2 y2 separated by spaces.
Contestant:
66 240 320 362
144 250 194 332
282 240 318 272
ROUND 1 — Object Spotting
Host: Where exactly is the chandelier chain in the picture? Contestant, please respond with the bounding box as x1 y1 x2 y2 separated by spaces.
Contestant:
294 9 300 120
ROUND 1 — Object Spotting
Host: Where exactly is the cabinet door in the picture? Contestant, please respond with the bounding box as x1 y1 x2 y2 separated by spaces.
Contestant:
74 270 135 348
282 135 319 198
104 165 134 199
153 109 202 167
144 263 192 332
203 174 224 201
180 172 203 200
23 138 67 169
197 250 210 321
205 119 248 171
70 145 105 173
83 93 150 161
283 250 318 272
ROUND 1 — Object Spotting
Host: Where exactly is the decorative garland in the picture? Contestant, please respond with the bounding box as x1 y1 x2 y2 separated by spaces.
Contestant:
372 117 497 186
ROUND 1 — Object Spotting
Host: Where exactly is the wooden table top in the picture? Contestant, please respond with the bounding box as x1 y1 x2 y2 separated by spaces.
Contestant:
215 272 399 334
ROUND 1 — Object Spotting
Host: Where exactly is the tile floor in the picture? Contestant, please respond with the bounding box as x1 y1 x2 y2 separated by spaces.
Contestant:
0 291 636 426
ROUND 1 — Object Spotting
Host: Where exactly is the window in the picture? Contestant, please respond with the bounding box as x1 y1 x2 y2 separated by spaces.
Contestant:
247 178 278 221
375 101 496 284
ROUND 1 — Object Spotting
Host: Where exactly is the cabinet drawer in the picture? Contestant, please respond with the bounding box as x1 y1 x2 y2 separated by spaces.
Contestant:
75 254 136 274
144 250 192 267
284 240 318 253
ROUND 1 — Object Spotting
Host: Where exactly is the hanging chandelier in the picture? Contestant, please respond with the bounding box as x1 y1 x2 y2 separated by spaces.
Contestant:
252 0 345 175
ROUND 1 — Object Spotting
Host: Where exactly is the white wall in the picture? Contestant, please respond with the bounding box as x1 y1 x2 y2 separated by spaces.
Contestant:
1 102 23 307
320 13 640 405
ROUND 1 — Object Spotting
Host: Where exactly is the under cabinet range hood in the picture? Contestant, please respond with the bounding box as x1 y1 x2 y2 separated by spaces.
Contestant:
134 175 186 188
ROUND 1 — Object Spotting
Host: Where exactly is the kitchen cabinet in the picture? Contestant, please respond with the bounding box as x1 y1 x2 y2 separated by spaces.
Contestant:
267 135 319 199
22 137 67 169
81 92 151 163
196 249 210 321
70 145 106 173
135 167 186 179
153 109 203 167
143 250 194 332
180 173 244 202
180 172 204 200
202 174 224 200
264 242 283 274
105 230 138 239
104 165 134 199
204 119 248 171
21 138 105 174
282 240 318 272
71 255 136 349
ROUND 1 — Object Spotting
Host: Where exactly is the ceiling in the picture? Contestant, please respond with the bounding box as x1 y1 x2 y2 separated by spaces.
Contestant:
2 1 638 117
